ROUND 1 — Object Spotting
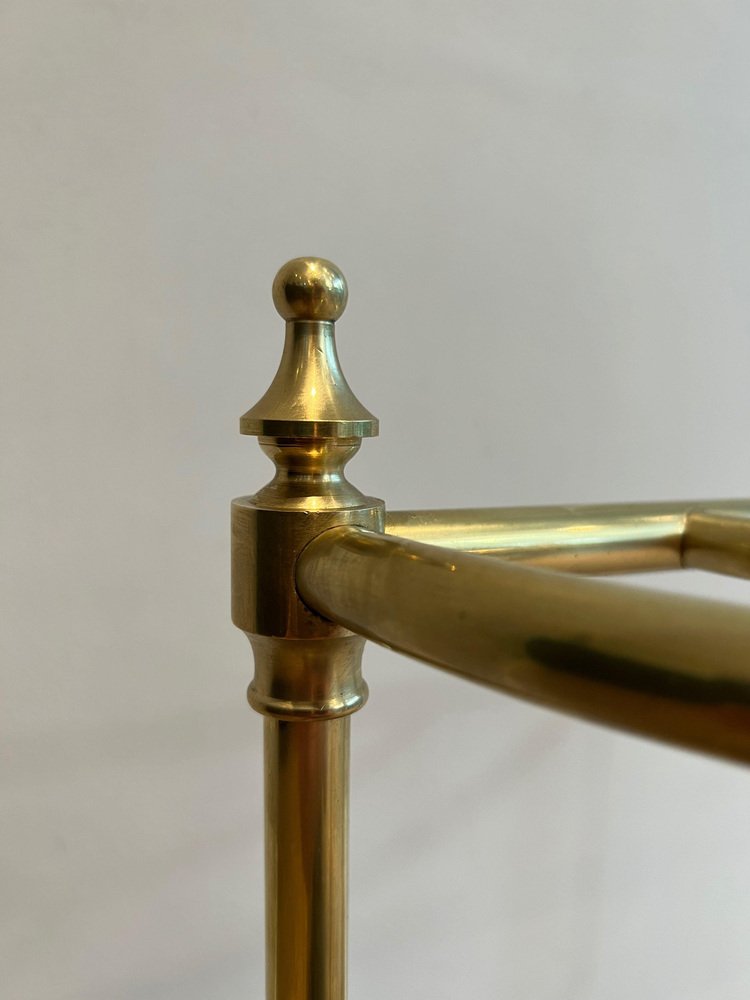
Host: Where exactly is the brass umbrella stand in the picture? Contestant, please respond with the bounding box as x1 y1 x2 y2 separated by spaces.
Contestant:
231 257 750 1000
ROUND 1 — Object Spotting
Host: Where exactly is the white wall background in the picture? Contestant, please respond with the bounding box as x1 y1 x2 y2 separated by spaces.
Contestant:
3 2 750 998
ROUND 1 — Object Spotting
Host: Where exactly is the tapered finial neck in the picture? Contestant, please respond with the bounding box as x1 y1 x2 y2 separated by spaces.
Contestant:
240 257 379 440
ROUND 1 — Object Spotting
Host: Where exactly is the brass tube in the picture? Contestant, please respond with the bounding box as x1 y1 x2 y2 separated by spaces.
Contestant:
683 508 750 580
297 527 750 764
265 716 349 1000
385 500 750 576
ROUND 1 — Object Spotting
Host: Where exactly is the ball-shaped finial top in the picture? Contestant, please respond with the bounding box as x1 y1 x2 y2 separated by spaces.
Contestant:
272 257 348 322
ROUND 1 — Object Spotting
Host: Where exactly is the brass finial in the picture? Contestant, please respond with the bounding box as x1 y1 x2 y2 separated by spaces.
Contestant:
240 257 379 439
272 257 348 322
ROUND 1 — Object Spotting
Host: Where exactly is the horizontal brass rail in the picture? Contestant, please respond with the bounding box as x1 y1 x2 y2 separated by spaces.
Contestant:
297 526 750 765
385 500 750 577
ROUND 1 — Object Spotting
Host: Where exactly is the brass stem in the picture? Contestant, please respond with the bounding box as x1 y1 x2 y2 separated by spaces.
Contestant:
265 716 349 1000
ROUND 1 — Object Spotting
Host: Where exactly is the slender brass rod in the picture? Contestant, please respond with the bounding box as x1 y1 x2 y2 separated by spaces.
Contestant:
265 716 349 1000
385 500 750 576
297 527 750 764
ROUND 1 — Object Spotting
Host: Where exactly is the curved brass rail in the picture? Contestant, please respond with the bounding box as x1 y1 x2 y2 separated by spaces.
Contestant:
385 500 750 577
297 525 750 765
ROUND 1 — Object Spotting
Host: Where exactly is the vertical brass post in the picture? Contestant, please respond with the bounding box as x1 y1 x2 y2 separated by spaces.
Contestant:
232 259 383 1000
264 716 349 1000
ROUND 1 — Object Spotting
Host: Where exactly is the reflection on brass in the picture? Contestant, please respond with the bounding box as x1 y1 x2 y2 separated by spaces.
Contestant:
297 525 750 764
385 501 750 576
232 258 750 1000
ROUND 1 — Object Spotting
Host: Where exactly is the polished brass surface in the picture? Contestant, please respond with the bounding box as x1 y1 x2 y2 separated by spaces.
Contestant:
265 716 349 1000
297 526 750 764
235 257 750 999
386 500 750 576
272 257 348 322
232 489 382 653
240 258 378 439
684 508 750 579
232 258 383 1000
